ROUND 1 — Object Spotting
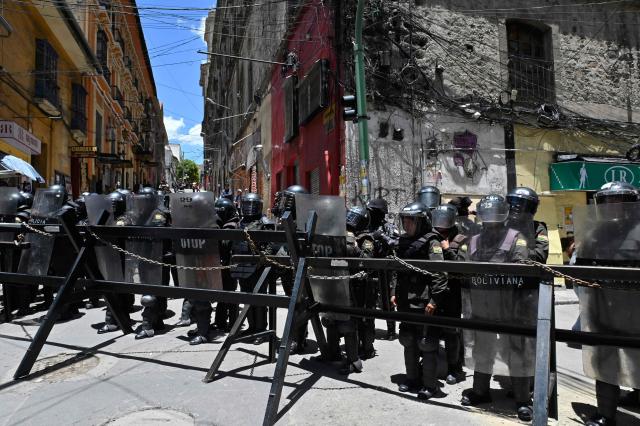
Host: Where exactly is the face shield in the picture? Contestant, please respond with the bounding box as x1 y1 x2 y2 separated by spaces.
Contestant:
477 199 509 223
418 192 441 209
400 215 427 237
241 199 263 217
431 207 456 230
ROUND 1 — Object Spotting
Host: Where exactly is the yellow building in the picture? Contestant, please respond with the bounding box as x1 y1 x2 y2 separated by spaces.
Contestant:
0 1 100 193
514 124 627 266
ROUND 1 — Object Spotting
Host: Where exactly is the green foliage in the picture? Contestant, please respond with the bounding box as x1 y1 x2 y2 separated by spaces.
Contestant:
176 159 199 184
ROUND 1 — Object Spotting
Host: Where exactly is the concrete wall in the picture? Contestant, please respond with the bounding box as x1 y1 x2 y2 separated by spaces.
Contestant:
345 107 507 213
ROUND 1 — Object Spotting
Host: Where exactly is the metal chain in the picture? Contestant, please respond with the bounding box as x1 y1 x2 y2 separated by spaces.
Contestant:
390 255 437 277
242 228 294 271
86 229 234 272
307 270 368 280
22 222 55 238
519 259 601 289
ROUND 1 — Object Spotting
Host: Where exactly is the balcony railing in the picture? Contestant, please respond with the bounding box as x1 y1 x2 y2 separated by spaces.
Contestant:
71 111 87 133
34 77 59 108
112 86 125 109
508 56 555 104
101 64 111 85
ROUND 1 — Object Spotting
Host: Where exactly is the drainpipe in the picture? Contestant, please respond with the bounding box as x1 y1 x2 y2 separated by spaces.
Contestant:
354 0 370 202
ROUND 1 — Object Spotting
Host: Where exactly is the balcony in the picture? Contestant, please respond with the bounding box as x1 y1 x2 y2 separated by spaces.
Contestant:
508 56 555 104
124 106 132 122
101 65 111 85
114 30 125 54
112 86 125 109
34 78 60 115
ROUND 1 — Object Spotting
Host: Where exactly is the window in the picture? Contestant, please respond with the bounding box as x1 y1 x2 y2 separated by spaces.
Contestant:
71 84 87 132
506 21 555 103
298 59 329 125
34 39 59 106
96 29 110 82
283 75 298 142
95 112 103 152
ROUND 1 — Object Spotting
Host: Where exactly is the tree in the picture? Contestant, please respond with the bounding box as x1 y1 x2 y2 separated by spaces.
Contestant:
176 159 199 184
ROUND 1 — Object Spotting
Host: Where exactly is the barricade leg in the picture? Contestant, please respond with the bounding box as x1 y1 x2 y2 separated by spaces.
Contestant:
13 247 88 379
263 257 308 426
533 283 557 425
268 274 277 363
203 266 273 382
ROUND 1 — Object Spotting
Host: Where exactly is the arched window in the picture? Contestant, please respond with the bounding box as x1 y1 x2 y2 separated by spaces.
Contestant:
507 21 555 103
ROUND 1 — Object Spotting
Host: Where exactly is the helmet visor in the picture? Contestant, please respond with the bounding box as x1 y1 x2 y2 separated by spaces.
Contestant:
418 192 440 209
431 209 456 229
477 201 509 223
241 200 262 217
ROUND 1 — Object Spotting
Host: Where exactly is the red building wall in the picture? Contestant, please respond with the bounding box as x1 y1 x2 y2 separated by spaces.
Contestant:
270 0 343 198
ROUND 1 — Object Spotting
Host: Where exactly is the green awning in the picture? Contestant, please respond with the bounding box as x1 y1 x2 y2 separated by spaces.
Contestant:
549 160 640 191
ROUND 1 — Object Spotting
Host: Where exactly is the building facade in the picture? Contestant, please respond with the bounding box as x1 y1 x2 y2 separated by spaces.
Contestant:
0 0 166 196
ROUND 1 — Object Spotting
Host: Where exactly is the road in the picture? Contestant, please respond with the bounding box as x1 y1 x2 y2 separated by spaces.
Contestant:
0 288 639 425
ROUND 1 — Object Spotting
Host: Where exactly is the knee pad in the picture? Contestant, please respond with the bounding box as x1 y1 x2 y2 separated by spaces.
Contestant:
398 328 417 347
418 336 439 352
140 295 156 307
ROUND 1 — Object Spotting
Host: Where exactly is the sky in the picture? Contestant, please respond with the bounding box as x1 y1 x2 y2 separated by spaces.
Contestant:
139 1 216 164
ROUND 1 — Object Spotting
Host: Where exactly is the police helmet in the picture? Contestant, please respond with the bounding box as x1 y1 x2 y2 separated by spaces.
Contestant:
476 194 510 223
399 201 431 235
431 204 457 230
49 184 68 201
594 181 639 204
367 198 389 215
507 187 539 217
117 188 132 196
416 186 441 209
215 197 237 223
346 206 370 233
240 192 263 219
17 191 33 210
277 185 308 218
138 186 155 195
107 191 127 217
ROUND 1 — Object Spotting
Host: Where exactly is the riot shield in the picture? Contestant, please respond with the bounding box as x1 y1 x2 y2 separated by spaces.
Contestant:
123 194 162 285
17 188 65 276
86 195 124 282
0 187 19 242
461 227 538 377
296 194 349 320
574 202 640 389
170 192 222 290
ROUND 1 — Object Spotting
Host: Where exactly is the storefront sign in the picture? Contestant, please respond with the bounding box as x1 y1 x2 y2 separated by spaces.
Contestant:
71 145 97 158
0 121 42 155
550 161 640 191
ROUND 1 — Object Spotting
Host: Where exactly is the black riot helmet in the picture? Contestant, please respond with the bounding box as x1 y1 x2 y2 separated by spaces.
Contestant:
215 197 237 223
431 204 457 231
594 181 639 205
138 186 155 195
507 187 539 220
107 190 127 217
240 192 263 220
367 198 388 229
117 188 131 196
399 201 431 237
17 191 33 210
448 196 472 216
477 194 510 224
49 184 68 201
346 206 370 233
417 186 441 210
277 185 309 219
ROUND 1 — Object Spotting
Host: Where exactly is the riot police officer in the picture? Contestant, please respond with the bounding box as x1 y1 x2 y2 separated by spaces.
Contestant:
416 185 441 210
97 191 134 334
346 206 376 360
575 182 640 426
213 197 240 331
270 184 310 353
233 192 270 344
431 203 466 385
393 201 448 400
506 187 549 263
366 197 399 340
460 194 533 422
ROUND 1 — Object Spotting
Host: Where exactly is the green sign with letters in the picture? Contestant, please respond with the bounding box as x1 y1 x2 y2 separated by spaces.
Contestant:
549 161 640 191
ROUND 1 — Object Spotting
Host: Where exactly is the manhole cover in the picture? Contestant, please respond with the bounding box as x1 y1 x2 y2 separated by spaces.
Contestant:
106 409 194 425
32 353 100 382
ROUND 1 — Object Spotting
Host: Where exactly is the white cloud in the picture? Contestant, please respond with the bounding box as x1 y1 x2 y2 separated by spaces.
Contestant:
190 16 207 44
164 116 203 148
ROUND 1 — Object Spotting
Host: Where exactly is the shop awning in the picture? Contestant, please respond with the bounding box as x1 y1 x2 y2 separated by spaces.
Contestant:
0 154 45 182
549 159 640 191
97 153 133 168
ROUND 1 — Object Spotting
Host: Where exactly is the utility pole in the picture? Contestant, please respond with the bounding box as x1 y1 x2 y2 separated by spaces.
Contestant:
354 0 370 202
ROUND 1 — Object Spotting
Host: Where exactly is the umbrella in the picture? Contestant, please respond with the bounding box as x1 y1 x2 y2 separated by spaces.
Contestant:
0 155 45 183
